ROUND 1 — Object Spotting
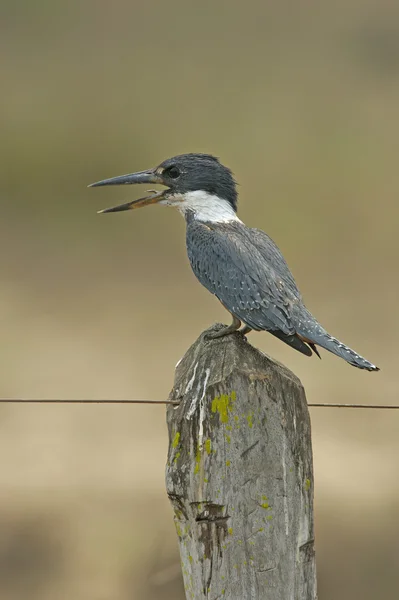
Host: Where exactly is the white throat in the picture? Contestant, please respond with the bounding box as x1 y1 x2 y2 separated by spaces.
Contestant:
162 190 240 223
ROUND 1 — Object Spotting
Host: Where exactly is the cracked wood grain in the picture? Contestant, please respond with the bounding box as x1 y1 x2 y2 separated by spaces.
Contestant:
166 323 317 600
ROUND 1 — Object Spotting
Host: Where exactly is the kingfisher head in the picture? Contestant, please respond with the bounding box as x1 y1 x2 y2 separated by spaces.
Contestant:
89 153 238 222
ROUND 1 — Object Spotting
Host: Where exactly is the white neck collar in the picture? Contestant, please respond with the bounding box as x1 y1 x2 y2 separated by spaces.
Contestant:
161 190 240 223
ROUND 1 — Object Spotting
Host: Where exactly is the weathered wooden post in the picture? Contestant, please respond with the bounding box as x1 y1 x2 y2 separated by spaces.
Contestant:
166 324 317 600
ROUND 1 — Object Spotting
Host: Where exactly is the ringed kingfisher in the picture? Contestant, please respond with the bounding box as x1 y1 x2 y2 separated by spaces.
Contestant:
89 153 379 371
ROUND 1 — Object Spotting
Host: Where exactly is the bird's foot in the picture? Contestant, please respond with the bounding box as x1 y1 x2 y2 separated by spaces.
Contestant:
206 316 242 340
206 327 236 340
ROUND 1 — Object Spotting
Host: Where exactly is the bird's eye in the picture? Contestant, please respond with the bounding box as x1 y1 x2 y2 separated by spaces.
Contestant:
166 166 181 179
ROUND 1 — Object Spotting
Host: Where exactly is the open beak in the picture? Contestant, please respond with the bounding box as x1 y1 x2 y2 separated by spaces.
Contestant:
88 168 166 213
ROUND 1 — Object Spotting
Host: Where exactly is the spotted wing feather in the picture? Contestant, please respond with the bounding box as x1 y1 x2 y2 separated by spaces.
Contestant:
243 228 300 296
186 220 299 335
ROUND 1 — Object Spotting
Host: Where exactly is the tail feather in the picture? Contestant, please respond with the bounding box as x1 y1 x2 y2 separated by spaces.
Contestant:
300 329 379 371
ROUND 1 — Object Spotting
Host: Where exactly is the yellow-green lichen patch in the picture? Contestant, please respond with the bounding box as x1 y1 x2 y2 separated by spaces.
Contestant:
226 460 231 467
194 447 201 474
173 452 180 463
266 515 273 521
225 434 231 444
305 478 311 491
205 439 211 455
228 527 233 535
261 496 270 509
204 477 208 483
258 527 264 532
175 522 182 537
172 432 180 448
211 392 236 423
188 555 193 563
247 412 254 428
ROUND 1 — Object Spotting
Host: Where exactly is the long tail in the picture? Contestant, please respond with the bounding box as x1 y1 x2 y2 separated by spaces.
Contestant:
297 319 379 372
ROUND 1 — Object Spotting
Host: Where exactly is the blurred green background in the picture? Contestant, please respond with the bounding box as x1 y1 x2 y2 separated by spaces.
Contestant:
1 1 398 598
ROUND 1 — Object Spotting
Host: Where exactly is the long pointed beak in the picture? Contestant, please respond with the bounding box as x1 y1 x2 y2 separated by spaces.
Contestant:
88 168 166 213
88 168 163 188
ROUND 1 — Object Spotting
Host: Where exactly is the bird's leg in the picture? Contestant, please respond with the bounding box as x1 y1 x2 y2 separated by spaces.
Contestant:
207 315 242 339
240 325 252 335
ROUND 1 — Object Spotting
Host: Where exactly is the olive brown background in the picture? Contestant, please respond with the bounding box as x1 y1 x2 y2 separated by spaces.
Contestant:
1 1 398 599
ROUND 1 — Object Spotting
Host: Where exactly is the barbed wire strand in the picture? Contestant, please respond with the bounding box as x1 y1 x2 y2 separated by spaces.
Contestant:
0 398 398 409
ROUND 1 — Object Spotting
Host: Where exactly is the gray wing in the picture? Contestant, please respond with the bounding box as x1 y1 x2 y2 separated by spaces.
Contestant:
245 228 301 297
186 220 300 334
